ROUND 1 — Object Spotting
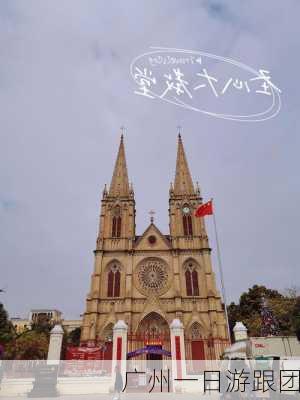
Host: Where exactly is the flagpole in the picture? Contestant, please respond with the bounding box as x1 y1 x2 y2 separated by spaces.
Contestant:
211 198 232 345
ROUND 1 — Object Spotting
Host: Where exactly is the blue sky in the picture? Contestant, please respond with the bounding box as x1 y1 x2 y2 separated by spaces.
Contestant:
0 0 299 319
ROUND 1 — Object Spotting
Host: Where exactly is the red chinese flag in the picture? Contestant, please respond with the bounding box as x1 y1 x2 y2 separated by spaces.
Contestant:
195 200 213 218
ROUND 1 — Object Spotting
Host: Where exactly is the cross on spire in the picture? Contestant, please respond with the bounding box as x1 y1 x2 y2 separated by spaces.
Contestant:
149 210 155 223
120 126 126 137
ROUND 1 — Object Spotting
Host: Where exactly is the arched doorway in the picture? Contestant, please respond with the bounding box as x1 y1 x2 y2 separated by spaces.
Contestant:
127 312 171 360
185 322 208 373
189 322 205 360
184 322 203 372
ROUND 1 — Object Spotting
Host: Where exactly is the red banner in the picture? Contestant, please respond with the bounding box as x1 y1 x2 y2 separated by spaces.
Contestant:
66 346 102 360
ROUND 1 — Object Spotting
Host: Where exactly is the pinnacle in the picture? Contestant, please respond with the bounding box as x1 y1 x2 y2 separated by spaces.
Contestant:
109 135 130 197
173 134 195 195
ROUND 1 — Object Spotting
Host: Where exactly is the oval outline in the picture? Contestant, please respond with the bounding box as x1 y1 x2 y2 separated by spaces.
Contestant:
130 47 281 122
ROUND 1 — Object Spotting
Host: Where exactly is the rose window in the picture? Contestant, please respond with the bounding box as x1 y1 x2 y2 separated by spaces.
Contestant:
135 258 169 295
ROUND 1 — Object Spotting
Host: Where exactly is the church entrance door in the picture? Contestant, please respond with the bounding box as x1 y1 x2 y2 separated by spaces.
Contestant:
127 312 171 360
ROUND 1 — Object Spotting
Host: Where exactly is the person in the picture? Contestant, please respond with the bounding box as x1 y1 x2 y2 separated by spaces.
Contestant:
114 365 123 400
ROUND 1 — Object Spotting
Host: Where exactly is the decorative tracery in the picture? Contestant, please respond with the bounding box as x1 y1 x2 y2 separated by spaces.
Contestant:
185 261 199 296
135 258 169 296
182 204 193 236
190 322 202 339
137 312 170 343
107 263 121 297
112 206 121 237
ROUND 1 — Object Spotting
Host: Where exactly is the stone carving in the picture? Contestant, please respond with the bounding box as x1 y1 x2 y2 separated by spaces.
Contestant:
134 258 170 296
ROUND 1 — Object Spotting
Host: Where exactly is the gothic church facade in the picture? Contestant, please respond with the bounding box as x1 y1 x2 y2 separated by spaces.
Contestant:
81 134 228 361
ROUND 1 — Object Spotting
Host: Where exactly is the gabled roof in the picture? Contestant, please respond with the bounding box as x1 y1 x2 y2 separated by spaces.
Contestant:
134 223 171 250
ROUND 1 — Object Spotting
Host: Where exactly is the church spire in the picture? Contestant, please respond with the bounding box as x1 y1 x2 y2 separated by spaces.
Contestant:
173 134 195 195
109 134 130 197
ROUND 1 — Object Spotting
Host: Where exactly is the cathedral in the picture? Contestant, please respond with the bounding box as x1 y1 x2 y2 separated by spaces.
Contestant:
80 133 229 363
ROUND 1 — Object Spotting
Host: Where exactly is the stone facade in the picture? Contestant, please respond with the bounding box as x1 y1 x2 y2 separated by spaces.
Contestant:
81 134 228 359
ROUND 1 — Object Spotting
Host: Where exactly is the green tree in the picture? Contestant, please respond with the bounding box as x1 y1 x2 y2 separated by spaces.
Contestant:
4 330 49 360
227 302 241 342
291 297 300 340
60 327 82 360
68 327 81 347
227 285 299 337
0 303 15 345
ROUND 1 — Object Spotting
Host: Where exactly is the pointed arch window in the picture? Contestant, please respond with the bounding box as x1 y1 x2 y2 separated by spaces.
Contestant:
185 262 199 296
182 204 193 236
185 269 192 296
107 270 114 297
112 206 121 238
107 264 121 297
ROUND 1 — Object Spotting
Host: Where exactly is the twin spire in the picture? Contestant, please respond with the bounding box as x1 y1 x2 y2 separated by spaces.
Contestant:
173 134 195 196
108 133 196 197
109 134 130 197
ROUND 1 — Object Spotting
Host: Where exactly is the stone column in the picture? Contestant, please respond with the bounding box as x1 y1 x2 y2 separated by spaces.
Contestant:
112 320 128 386
170 319 186 388
47 325 64 364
